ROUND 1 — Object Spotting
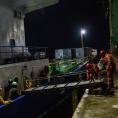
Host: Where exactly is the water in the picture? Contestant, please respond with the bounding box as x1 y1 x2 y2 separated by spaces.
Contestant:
37 88 84 118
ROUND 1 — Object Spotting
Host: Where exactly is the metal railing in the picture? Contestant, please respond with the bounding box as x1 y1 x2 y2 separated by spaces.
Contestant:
0 46 48 65
23 69 106 90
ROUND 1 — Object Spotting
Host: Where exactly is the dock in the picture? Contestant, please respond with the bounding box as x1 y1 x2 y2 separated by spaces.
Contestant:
72 95 118 118
72 69 118 118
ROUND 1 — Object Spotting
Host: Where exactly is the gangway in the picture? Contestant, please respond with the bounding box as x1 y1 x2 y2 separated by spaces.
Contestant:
23 79 104 94
23 56 103 94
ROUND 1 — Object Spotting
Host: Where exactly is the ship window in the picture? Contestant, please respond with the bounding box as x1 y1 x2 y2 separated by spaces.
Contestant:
10 39 15 47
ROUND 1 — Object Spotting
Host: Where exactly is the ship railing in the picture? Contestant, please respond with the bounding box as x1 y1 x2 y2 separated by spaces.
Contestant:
23 69 106 89
0 46 48 65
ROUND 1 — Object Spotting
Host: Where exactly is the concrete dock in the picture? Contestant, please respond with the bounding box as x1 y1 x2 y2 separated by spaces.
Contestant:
72 95 118 118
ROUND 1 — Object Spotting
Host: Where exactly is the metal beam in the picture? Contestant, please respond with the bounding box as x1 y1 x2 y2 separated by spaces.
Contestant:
12 0 59 13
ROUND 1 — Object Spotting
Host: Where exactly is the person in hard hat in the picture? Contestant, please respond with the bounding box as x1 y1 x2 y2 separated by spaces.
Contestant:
4 78 13 100
99 50 107 67
105 53 115 90
92 63 99 80
4 77 19 100
86 63 93 80
8 81 19 100
97 50 108 80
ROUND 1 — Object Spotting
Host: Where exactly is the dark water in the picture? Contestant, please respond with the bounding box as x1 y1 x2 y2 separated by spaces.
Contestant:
37 88 84 118
42 95 73 118
0 88 83 118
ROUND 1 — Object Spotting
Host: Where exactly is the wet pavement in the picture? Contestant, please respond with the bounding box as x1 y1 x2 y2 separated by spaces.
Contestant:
73 95 118 118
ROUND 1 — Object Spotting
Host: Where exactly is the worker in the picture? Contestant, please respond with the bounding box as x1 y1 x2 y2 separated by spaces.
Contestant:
97 58 104 71
92 63 99 80
97 50 108 80
8 81 19 100
100 50 108 67
106 53 115 90
86 63 93 80
4 77 19 100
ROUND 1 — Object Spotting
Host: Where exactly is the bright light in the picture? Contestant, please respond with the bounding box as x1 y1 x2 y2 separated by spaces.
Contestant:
81 29 86 35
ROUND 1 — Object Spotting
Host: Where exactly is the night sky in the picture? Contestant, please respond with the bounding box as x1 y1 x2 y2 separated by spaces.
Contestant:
24 0 109 50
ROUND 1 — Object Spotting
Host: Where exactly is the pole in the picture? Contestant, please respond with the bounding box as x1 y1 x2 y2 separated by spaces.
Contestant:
72 88 78 113
81 33 84 48
109 0 112 50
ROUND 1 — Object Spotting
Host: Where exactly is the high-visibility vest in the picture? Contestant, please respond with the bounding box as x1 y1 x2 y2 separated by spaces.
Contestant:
25 80 32 88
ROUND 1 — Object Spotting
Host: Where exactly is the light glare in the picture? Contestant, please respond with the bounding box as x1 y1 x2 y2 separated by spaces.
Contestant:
81 29 86 35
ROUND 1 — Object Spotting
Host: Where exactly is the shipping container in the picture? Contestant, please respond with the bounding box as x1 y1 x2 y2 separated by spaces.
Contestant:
75 48 84 58
55 49 71 59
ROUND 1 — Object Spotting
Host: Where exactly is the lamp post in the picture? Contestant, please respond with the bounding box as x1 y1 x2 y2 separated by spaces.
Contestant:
80 29 86 48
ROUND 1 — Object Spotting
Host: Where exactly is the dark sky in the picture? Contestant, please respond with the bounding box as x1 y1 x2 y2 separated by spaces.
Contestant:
24 0 109 50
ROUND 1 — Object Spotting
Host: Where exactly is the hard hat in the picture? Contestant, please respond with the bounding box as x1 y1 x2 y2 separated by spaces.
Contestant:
11 81 17 86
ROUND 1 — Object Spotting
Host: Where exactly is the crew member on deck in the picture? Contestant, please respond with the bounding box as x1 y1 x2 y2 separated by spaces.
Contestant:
92 63 99 80
105 52 115 90
86 63 93 80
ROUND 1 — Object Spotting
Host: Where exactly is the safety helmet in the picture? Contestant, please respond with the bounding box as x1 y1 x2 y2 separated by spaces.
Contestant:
11 82 17 86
